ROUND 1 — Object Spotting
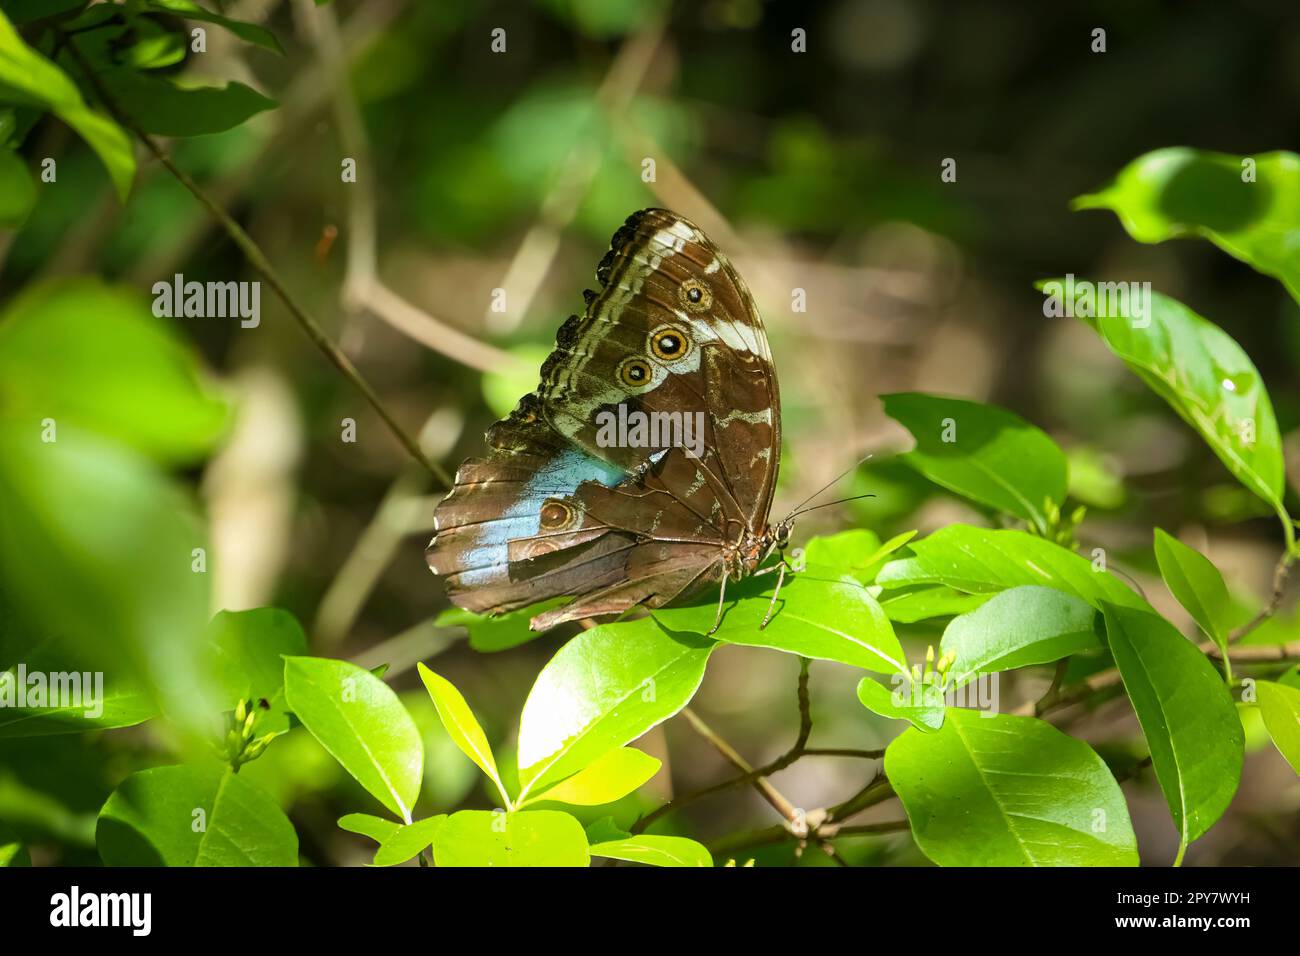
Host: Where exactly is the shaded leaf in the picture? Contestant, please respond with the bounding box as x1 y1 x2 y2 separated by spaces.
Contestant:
142 0 283 54
0 146 33 225
0 821 28 866
208 608 306 736
0 279 229 464
883 393 1068 533
96 71 275 137
97 765 297 866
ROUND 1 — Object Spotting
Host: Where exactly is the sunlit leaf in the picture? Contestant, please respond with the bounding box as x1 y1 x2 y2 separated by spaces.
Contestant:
524 747 660 807
336 812 399 846
0 11 134 198
940 586 1102 685
431 810 589 867
885 709 1138 866
1075 148 1300 306
857 675 945 731
1153 529 1234 660
283 657 423 821
589 833 711 867
877 525 1145 610
0 821 29 866
416 664 507 802
515 618 712 798
1101 603 1243 858
1045 279 1284 513
372 815 445 867
655 566 905 673
1256 680 1300 775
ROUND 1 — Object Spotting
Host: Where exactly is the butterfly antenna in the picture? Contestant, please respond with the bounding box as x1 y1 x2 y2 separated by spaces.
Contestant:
782 454 874 521
787 493 877 519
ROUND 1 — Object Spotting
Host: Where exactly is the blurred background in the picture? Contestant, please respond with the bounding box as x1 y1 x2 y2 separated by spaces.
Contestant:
3 0 1300 865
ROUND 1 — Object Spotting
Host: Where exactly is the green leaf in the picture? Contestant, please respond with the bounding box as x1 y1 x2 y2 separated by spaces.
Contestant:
1075 148 1300 306
857 675 945 731
515 618 712 799
0 146 33 226
207 608 307 736
1153 529 1234 658
878 585 992 623
416 664 507 803
0 644 156 737
589 834 712 867
142 0 284 55
431 810 589 867
524 747 661 807
0 1 87 24
372 815 446 867
283 657 423 821
877 525 1145 611
654 566 905 673
1100 603 1243 856
97 765 298 866
1046 279 1284 511
0 821 29 866
95 72 276 137
882 393 1068 533
0 279 229 464
1256 680 1300 774
804 529 916 584
885 709 1138 866
434 598 566 652
336 812 399 845
0 11 134 198
0 426 214 732
940 586 1102 685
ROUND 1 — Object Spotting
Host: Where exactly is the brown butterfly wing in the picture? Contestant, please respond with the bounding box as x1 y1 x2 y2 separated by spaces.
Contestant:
427 209 780 628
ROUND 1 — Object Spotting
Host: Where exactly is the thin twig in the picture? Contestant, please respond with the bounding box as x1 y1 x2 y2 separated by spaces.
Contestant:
678 706 800 824
62 32 448 485
1230 550 1294 644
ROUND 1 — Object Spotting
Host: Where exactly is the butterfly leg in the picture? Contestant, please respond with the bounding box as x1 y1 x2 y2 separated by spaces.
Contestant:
760 559 787 630
706 574 729 636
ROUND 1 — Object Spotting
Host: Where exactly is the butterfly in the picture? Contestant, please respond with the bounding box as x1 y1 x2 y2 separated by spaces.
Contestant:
427 208 795 633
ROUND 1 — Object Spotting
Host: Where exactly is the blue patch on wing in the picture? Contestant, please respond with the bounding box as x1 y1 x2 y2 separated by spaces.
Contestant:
459 449 624 585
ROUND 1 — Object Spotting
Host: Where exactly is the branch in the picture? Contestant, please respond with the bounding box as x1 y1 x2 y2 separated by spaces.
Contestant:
1229 549 1294 644
62 33 449 486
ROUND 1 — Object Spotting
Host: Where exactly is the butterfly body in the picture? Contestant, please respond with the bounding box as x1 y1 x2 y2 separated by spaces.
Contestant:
427 209 785 632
